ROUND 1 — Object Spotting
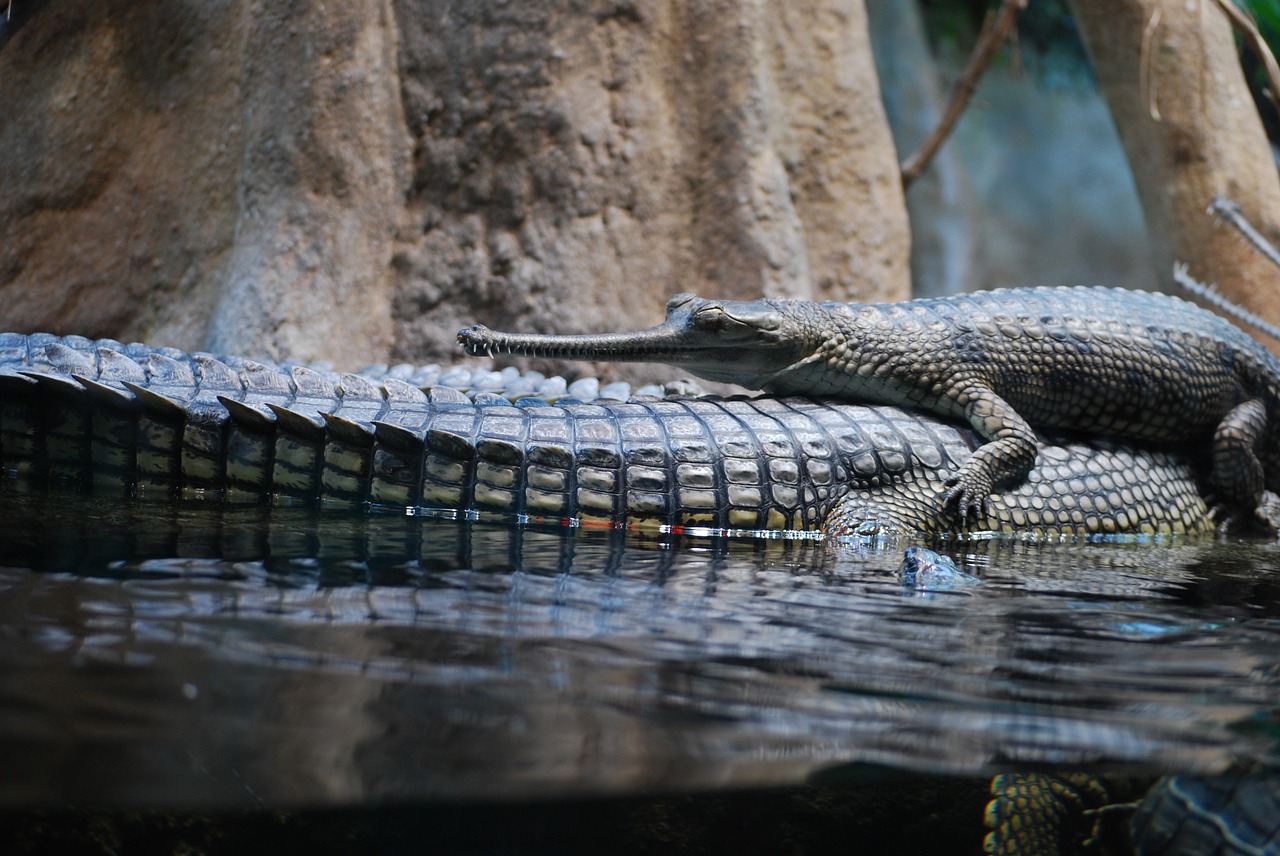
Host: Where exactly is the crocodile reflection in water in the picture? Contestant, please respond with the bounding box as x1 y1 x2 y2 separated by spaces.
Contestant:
2 487 1276 849
0 487 1272 794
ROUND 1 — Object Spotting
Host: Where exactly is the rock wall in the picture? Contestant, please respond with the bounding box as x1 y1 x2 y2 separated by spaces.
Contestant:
0 2 245 354
0 0 909 375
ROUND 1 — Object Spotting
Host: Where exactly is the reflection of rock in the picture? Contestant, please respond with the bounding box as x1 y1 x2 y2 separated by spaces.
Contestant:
0 0 908 379
1 494 1273 807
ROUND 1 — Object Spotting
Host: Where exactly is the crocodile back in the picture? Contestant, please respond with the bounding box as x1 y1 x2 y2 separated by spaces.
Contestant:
0 333 977 533
796 287 1280 443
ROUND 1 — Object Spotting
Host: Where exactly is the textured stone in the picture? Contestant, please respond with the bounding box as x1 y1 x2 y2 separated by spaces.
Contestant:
0 0 908 376
0 0 406 367
389 0 910 380
203 0 407 366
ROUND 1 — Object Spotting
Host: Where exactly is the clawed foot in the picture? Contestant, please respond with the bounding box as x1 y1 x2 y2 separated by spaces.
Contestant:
1257 491 1280 533
1206 491 1280 535
940 471 993 527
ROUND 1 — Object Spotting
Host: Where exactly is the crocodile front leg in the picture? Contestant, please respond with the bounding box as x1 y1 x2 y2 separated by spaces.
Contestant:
1209 398 1280 528
939 385 1039 523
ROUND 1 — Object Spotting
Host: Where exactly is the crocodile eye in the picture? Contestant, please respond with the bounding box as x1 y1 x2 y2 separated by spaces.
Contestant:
693 305 726 331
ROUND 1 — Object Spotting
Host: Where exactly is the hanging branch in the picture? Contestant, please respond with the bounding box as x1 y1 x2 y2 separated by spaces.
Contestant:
900 0 1028 189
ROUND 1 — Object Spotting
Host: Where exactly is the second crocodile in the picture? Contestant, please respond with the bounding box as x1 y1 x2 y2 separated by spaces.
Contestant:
459 287 1280 525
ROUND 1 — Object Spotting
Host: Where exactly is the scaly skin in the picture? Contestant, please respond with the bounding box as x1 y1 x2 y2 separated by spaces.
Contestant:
984 769 1280 855
459 287 1280 524
1 335 1262 850
0 332 1214 538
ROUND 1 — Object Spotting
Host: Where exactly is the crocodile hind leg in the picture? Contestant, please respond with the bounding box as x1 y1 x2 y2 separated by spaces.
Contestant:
939 386 1039 523
1210 398 1278 530
984 773 1147 856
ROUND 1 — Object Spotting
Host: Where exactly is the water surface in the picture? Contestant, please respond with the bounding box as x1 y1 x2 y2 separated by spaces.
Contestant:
0 481 1277 814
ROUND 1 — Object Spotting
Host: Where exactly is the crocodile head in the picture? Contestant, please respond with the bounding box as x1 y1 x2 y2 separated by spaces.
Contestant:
457 293 824 388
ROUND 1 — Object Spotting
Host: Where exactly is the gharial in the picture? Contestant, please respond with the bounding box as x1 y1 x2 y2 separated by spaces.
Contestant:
459 286 1280 528
0 331 1214 539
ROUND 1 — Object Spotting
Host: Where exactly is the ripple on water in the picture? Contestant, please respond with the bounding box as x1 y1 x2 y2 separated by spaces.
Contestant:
0 483 1277 807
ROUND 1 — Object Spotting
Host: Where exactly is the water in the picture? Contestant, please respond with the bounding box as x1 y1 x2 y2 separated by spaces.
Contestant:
1 481 1279 849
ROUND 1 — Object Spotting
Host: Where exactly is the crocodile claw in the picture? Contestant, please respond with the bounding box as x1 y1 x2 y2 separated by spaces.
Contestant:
1256 490 1280 533
940 474 992 527
1208 490 1280 535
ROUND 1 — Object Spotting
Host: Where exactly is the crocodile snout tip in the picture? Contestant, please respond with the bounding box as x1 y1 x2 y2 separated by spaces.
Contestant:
456 325 492 357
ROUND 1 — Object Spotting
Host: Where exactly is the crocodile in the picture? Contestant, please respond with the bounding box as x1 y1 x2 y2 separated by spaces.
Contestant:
458 287 1280 526
983 769 1280 855
894 545 1280 855
0 332 1213 538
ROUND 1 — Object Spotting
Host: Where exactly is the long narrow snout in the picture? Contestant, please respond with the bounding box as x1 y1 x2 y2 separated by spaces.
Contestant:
457 320 697 362
457 293 815 389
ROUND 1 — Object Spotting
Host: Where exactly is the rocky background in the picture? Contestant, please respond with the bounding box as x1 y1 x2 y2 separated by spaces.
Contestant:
3 0 1280 376
0 0 908 377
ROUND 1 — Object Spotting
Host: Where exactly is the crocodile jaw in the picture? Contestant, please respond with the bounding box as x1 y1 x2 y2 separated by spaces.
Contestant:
457 293 819 387
457 321 711 363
